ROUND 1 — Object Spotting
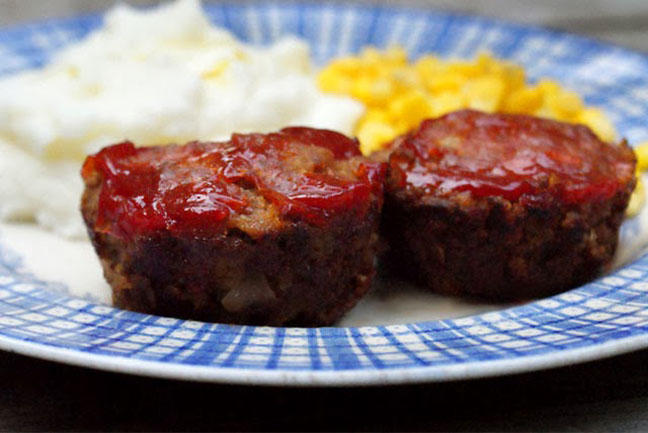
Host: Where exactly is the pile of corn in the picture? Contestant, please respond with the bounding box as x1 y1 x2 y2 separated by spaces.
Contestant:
318 47 617 153
631 143 648 215
318 46 647 216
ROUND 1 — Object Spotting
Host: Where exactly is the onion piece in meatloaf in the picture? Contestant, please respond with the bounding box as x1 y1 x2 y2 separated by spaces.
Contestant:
81 127 385 326
383 109 636 300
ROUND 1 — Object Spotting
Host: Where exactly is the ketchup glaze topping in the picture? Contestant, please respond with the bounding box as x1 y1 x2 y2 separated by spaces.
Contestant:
82 127 385 239
388 110 636 205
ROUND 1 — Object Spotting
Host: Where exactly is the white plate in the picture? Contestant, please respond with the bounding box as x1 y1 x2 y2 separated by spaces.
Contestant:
1 3 648 386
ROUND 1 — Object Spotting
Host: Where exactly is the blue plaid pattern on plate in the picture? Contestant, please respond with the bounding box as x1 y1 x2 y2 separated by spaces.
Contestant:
0 3 647 385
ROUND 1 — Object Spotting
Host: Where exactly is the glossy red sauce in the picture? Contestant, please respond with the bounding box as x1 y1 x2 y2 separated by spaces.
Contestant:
388 110 635 205
82 127 385 238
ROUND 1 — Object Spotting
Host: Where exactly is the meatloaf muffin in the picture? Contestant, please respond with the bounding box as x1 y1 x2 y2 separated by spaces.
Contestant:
383 109 636 300
81 127 385 326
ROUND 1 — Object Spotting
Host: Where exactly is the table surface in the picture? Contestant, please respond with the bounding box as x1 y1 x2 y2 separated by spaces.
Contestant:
1 0 648 53
2 348 648 431
1 1 648 431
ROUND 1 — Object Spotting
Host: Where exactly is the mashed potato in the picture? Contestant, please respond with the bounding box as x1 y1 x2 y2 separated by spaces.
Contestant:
0 0 364 237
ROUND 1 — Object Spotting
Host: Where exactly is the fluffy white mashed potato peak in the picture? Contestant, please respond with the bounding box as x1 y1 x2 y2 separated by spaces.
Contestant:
0 0 364 237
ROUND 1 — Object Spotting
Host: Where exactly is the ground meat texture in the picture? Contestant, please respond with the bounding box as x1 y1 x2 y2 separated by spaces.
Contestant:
81 127 385 326
383 110 636 300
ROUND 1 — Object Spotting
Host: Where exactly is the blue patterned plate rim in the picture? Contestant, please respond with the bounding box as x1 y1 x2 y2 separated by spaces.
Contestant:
1 3 648 386
1 2 646 57
0 329 646 386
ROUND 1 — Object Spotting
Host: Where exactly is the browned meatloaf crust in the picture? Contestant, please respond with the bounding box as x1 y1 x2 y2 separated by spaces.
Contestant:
382 110 636 300
81 127 385 326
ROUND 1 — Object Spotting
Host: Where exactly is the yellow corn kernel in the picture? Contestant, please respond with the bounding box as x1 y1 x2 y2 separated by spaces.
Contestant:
363 108 391 124
388 90 432 130
576 108 617 142
626 173 645 217
384 45 408 66
360 47 382 65
202 60 230 80
500 65 526 93
463 75 505 113
634 142 648 171
447 59 487 79
66 66 79 78
503 86 543 114
317 68 351 93
415 55 441 78
424 72 467 93
533 105 560 121
349 77 373 103
328 57 363 76
546 90 584 119
392 67 421 92
537 79 561 96
429 91 466 117
234 49 248 61
356 121 399 155
351 76 394 106
476 52 495 70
